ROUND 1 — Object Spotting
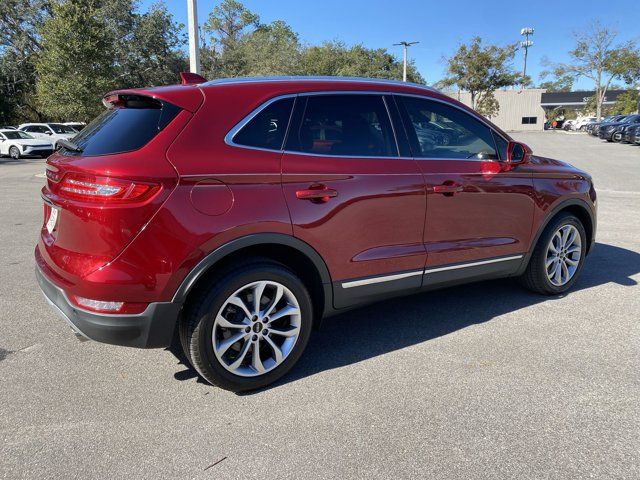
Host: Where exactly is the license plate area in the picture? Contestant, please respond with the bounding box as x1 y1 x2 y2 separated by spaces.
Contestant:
45 204 59 235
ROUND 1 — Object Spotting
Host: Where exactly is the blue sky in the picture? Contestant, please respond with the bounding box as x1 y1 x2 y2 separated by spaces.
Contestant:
141 0 640 90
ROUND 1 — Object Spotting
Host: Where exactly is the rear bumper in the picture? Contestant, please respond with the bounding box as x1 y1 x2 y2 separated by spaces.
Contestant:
36 266 181 348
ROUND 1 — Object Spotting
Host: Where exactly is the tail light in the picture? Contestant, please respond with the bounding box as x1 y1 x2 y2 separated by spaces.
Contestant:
69 294 148 314
58 173 159 203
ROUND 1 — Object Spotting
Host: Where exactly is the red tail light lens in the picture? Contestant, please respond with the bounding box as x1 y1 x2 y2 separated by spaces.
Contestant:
58 173 159 203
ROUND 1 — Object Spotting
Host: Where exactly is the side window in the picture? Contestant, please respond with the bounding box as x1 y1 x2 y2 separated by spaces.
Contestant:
232 97 294 151
398 96 498 160
23 126 35 132
492 131 508 161
287 94 397 157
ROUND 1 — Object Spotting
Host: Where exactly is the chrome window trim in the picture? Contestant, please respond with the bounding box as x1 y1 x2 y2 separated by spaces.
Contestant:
226 90 404 158
224 89 509 161
340 254 524 289
224 93 297 153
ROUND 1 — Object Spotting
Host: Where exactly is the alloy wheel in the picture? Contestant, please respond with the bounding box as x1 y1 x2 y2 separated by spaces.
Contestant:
212 280 301 377
9 147 19 159
545 224 582 287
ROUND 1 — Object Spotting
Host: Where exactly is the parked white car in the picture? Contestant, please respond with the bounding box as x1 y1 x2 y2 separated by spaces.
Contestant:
574 117 598 131
0 129 54 159
18 123 78 148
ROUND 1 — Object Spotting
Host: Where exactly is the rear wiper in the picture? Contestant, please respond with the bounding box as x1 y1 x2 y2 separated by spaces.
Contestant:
57 139 83 153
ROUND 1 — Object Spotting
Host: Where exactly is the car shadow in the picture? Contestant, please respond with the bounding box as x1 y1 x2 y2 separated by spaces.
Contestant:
166 242 640 391
0 156 47 165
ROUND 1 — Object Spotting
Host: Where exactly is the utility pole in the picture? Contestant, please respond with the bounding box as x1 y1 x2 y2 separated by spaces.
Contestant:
187 0 201 74
393 41 419 82
520 27 534 89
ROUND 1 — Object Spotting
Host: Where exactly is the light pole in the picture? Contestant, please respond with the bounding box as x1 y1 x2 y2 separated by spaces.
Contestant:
520 27 534 88
394 41 419 82
187 0 201 74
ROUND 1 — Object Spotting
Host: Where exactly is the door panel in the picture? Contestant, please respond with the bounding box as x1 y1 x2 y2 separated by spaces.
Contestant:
281 94 427 308
395 94 535 268
421 160 534 267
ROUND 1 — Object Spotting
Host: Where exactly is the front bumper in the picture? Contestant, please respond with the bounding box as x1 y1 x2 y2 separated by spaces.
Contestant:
598 130 615 140
36 266 181 348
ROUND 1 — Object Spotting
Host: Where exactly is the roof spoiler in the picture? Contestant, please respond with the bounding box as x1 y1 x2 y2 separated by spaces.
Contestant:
179 72 207 85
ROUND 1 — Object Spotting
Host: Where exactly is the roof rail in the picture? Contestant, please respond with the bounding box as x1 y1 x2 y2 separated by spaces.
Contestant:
201 76 439 93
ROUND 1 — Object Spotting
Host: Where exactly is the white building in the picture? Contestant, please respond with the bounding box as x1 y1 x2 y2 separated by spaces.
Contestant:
444 89 546 132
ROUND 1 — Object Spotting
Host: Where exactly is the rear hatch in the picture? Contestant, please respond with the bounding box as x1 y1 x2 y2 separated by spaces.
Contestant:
38 89 201 283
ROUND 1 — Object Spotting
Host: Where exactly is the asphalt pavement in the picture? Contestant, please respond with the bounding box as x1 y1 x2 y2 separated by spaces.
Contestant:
1 131 639 479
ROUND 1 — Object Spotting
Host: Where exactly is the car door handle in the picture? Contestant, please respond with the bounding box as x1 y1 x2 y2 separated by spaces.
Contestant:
432 182 463 196
295 184 338 202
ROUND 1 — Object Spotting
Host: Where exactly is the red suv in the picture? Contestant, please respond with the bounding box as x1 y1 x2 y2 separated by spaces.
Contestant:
36 77 597 391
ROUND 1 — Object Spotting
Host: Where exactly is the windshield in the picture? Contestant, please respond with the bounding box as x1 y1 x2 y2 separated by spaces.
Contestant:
2 131 34 140
49 124 77 134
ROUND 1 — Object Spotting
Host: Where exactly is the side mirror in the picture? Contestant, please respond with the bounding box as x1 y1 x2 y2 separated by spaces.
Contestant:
503 141 531 170
45 131 53 135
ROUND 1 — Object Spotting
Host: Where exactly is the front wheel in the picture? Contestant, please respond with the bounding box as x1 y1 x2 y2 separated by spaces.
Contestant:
9 146 20 159
181 260 313 391
519 213 587 295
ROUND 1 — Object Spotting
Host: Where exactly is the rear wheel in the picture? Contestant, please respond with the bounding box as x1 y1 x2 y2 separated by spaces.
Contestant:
181 260 313 391
9 146 20 159
519 213 587 295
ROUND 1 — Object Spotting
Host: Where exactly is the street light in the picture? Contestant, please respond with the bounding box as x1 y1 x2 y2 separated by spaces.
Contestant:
520 27 534 88
187 0 201 74
393 41 419 82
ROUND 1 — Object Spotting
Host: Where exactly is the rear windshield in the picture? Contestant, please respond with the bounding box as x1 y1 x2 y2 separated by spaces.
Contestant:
65 97 180 156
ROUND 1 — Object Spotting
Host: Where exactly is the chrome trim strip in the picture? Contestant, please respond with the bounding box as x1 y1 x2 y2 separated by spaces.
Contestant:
341 270 423 289
424 255 524 274
340 254 524 289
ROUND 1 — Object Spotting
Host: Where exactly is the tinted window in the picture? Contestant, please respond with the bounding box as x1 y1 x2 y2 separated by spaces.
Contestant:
3 131 33 140
398 96 498 160
67 101 180 156
49 123 77 134
233 97 294 150
287 94 397 157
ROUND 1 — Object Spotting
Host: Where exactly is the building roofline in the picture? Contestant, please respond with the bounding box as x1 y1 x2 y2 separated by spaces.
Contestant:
201 75 439 93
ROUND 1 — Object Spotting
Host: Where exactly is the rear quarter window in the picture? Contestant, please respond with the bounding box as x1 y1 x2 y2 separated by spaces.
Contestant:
67 98 180 156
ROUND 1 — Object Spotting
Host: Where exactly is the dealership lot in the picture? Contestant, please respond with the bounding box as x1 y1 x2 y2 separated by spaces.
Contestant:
1 132 638 479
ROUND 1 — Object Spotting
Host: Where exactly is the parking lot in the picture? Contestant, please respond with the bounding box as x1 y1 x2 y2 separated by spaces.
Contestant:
1 131 638 479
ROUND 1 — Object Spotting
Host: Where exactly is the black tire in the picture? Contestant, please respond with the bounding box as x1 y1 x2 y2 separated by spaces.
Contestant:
519 213 587 295
9 146 20 159
180 260 313 392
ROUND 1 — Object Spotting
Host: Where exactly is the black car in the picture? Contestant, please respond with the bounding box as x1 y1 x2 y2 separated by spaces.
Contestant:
598 115 634 141
613 115 640 143
625 124 640 145
591 115 625 136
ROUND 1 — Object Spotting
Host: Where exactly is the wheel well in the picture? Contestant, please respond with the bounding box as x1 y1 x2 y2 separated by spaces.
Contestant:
552 204 594 252
182 243 326 322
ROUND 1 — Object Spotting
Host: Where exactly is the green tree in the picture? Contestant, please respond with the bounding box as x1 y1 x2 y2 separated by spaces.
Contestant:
611 89 639 115
440 36 520 117
237 21 302 76
202 0 259 77
301 41 424 83
120 2 187 87
36 0 118 121
548 21 640 118
0 0 53 122
538 74 574 92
